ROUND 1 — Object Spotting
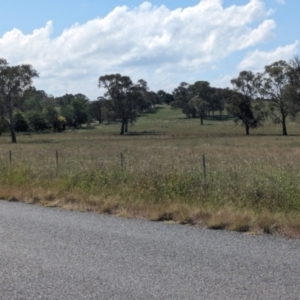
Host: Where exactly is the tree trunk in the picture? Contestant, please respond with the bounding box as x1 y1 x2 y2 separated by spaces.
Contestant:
120 120 125 135
125 120 128 133
200 115 204 125
282 115 288 136
245 125 250 135
8 100 17 143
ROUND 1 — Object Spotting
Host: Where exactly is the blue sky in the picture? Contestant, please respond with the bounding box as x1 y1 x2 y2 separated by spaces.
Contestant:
0 0 299 99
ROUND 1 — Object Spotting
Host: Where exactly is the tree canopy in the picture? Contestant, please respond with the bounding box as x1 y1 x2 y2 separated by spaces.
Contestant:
0 59 38 143
98 74 152 134
228 71 266 135
0 56 300 140
258 60 296 135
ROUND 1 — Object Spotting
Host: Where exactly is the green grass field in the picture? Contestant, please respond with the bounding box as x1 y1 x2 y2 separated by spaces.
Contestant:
1 105 300 237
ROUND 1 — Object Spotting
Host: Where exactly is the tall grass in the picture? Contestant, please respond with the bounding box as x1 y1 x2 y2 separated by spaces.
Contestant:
1 151 300 212
1 105 300 236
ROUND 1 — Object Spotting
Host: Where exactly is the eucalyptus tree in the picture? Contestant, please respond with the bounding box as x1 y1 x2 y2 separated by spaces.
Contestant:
146 91 161 108
208 87 225 118
58 93 90 129
61 104 75 127
135 79 158 112
43 97 61 131
229 70 265 135
22 87 47 112
0 59 38 143
157 90 174 105
288 56 300 89
172 81 227 121
259 60 296 135
171 82 193 117
189 81 211 99
71 96 91 128
231 70 258 100
286 56 300 119
226 92 265 135
27 111 51 132
188 97 209 125
91 97 106 124
98 74 148 135
188 81 212 122
55 93 75 107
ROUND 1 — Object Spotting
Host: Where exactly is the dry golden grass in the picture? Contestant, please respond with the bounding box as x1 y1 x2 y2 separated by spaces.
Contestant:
2 183 300 237
1 105 300 237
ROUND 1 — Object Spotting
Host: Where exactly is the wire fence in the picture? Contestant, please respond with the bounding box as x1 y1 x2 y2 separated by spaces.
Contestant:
0 149 215 184
2 148 300 181
2 148 300 211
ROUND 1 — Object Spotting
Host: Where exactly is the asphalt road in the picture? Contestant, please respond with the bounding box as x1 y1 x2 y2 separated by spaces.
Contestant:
1 200 300 300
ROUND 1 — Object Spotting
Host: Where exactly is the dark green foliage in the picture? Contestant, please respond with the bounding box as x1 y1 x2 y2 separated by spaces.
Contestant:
98 74 151 134
71 97 91 128
143 91 161 110
55 94 74 107
55 94 92 129
188 97 209 125
27 111 51 132
22 87 46 112
208 88 226 118
226 93 265 135
58 94 90 128
1 56 300 139
61 105 75 127
229 71 265 135
259 61 296 135
171 81 227 122
90 97 105 124
288 56 300 97
188 81 211 123
0 116 8 135
171 82 193 117
286 56 300 120
14 110 29 132
0 59 38 143
157 90 174 105
43 100 60 131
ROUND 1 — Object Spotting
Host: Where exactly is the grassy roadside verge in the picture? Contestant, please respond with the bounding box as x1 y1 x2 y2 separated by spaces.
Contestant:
1 162 300 238
1 105 300 238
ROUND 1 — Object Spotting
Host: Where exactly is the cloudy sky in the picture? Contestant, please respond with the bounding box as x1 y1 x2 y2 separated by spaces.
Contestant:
0 0 298 99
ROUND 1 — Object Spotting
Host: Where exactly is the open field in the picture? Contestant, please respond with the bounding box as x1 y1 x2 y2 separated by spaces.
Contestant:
1 105 300 237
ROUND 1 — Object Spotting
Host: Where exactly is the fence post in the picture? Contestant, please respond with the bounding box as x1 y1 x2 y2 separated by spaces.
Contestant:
9 150 12 165
120 152 124 171
202 154 206 180
56 150 59 169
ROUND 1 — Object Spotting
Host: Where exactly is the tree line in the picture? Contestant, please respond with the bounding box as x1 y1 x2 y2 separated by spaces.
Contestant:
0 57 299 143
0 64 161 142
169 58 300 136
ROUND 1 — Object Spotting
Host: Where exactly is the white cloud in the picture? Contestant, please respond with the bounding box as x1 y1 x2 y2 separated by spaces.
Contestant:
0 0 276 98
238 41 299 71
230 20 276 51
211 75 234 88
276 0 285 5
